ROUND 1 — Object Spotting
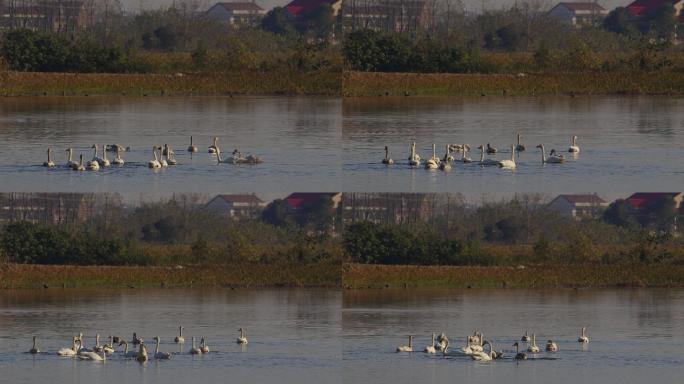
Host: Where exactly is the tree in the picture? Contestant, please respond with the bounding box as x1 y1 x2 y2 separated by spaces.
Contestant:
261 199 291 227
533 42 551 69
261 7 294 35
644 3 676 40
299 3 335 40
603 199 637 229
1 29 68 71
496 25 521 51
603 7 636 36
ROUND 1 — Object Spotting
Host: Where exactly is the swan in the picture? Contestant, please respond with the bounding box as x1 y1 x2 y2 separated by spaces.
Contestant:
65 148 78 169
103 335 115 355
189 337 202 354
546 340 558 352
578 327 589 343
118 340 138 358
396 335 413 352
527 333 540 353
58 337 79 357
449 144 469 153
424 144 439 170
148 147 161 168
477 145 499 166
460 337 475 355
113 146 124 165
100 145 110 167
568 135 580 153
512 342 527 360
208 137 219 154
131 332 143 345
78 349 105 361
187 136 198 152
87 158 100 171
237 328 248 345
435 333 448 352
91 144 108 166
442 145 455 163
136 343 148 362
29 336 40 354
158 146 168 167
175 326 185 343
152 337 172 359
471 340 495 361
461 145 473 163
498 145 516 169
515 133 526 152
536 144 565 164
424 333 437 354
162 144 174 157
43 148 55 167
486 143 497 154
92 334 103 352
165 145 177 165
440 145 452 171
408 142 421 167
199 337 210 353
521 331 530 342
73 155 86 171
105 144 125 153
382 146 394 165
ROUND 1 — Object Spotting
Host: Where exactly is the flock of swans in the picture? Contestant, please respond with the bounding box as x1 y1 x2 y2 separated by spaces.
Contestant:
40 137 263 171
383 134 580 170
396 327 590 362
26 325 249 363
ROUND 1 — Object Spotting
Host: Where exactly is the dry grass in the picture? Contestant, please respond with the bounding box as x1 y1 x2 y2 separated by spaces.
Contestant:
343 263 684 289
342 71 684 97
0 263 340 289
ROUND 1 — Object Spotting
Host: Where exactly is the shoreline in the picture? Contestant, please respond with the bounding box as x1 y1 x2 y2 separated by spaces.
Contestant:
342 263 684 289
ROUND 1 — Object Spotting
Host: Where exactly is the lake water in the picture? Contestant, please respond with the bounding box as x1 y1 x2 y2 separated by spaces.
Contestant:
0 289 341 384
343 289 684 384
0 96 683 200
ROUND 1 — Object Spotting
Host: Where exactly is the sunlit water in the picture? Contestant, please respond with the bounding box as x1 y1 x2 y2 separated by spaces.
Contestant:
0 289 341 384
0 96 683 200
342 289 684 384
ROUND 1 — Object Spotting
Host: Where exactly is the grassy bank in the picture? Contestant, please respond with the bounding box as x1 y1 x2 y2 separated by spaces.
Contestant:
0 263 340 289
0 70 341 97
343 263 684 289
342 71 684 97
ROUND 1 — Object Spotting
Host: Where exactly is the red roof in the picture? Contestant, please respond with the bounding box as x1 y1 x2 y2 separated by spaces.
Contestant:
625 192 682 209
284 192 340 209
211 2 263 12
285 0 338 16
626 0 682 16
555 194 606 205
557 2 606 12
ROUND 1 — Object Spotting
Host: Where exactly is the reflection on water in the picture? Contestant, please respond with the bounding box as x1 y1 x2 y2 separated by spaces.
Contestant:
0 289 341 384
342 289 684 384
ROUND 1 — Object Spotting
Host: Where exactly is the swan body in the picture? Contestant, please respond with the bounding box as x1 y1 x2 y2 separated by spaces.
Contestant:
57 337 79 357
165 145 177 165
521 331 530 342
578 327 589 343
527 333 540 353
516 133 526 152
78 350 105 361
136 343 148 362
118 341 138 358
425 144 439 170
102 336 115 355
158 146 168 167
208 137 219 154
100 145 110 166
29 336 40 354
536 144 565 164
237 328 248 345
461 145 473 163
91 145 108 166
199 338 209 353
113 146 124 165
408 142 421 167
382 146 394 165
477 145 499 166
74 155 86 171
546 340 558 352
498 145 516 169
175 326 185 343
188 136 198 152
486 143 497 154
513 342 527 360
148 147 161 168
471 341 495 362
43 148 55 167
153 337 172 359
92 334 103 352
424 333 436 354
569 135 580 153
87 159 100 171
396 335 413 352
435 333 448 352
189 337 202 354
66 148 78 169
105 144 125 153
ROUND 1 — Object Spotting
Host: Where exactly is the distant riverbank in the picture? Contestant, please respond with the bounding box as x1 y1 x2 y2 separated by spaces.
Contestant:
0 70 341 97
342 71 684 97
343 263 684 289
0 263 340 289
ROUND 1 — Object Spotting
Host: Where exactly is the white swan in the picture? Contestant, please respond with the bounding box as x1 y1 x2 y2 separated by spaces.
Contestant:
578 327 589 343
527 333 540 353
515 133 526 152
199 337 210 353
189 337 202 354
153 337 172 359
187 136 198 152
471 340 494 361
208 137 219 154
29 336 40 354
424 144 439 170
174 326 185 343
442 144 455 162
113 146 124 165
165 145 177 165
118 340 138 358
512 342 527 360
74 155 86 171
92 334 103 352
568 135 580 153
461 145 473 163
91 144 107 166
521 331 530 342
237 328 248 345
435 333 448 352
498 145 516 169
408 142 421 167
460 337 475 355
546 340 558 352
148 147 161 168
100 145 110 167
43 148 55 167
477 145 499 166
158 146 168 167
136 343 148 362
87 146 100 170
65 148 78 169
103 335 115 355
439 145 452 171
57 337 79 357
424 333 437 354
396 335 413 352
382 146 394 165
536 144 565 164
78 349 105 361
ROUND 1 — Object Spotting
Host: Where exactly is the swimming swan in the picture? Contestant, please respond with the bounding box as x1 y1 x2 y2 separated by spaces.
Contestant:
546 340 558 352
148 147 161 168
43 148 55 167
486 143 498 154
527 333 540 353
175 326 185 343
424 333 437 354
57 337 79 357
153 337 172 359
512 342 527 360
29 336 40 354
189 337 202 354
74 155 86 171
498 145 516 169
578 327 589 343
439 145 452 171
521 331 530 342
187 136 198 153
136 343 148 362
408 142 421 167
424 144 439 170
516 133 526 152
382 146 394 165
568 135 580 153
477 145 499 166
208 137 219 154
113 146 124 165
396 335 413 352
118 340 138 358
165 145 177 165
65 148 78 169
199 337 210 353
237 328 248 345
536 144 565 164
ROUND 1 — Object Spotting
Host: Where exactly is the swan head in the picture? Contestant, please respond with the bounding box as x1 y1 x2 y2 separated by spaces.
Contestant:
512 342 519 347
536 144 543 149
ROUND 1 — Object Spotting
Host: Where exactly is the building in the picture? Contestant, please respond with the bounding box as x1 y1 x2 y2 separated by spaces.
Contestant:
625 192 684 212
205 2 266 27
0 192 115 225
548 2 609 26
548 194 608 219
626 0 684 20
0 0 92 33
285 0 343 17
341 192 463 225
341 0 432 33
283 192 342 211
205 194 266 219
